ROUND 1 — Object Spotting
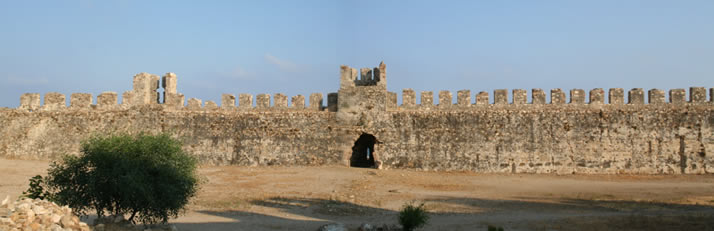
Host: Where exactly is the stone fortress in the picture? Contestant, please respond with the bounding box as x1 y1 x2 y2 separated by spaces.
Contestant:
1 62 713 174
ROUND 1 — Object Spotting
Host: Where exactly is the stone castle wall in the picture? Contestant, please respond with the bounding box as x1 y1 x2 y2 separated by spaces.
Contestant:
1 63 713 174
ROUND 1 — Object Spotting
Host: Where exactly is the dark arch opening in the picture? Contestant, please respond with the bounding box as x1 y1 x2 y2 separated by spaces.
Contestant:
350 133 376 168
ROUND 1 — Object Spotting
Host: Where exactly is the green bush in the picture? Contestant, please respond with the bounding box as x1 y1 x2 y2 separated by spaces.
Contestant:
399 202 430 231
487 225 505 231
44 133 198 224
22 175 51 200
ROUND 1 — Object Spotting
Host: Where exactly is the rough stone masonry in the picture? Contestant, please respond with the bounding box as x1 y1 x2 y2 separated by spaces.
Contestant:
1 62 713 174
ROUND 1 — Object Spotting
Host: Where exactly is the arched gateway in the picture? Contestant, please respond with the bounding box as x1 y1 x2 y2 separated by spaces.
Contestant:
350 134 377 168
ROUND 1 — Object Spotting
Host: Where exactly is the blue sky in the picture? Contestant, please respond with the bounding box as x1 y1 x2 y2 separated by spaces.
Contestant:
1 0 713 107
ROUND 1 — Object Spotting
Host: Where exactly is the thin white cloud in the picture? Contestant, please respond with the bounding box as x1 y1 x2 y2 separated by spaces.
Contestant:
219 66 255 80
4 76 50 86
264 54 299 72
230 66 251 79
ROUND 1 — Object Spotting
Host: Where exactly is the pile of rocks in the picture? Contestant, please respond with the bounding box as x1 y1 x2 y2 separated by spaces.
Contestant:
0 196 90 231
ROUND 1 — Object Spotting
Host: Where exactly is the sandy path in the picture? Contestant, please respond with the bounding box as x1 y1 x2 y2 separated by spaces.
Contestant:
1 158 713 230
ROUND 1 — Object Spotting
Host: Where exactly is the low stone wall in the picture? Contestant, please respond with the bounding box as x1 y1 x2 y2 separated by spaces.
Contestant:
372 104 713 174
0 106 340 166
0 103 712 174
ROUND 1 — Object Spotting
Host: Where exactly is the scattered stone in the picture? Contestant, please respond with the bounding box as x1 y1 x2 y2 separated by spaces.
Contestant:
60 214 73 227
379 224 402 231
0 195 90 231
359 223 374 231
318 223 348 231
32 205 49 215
51 214 62 223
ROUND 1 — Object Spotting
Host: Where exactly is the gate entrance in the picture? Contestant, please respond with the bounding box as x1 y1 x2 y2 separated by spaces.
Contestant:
350 134 376 168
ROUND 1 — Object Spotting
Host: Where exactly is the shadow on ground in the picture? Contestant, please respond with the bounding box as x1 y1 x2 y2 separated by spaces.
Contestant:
171 196 714 231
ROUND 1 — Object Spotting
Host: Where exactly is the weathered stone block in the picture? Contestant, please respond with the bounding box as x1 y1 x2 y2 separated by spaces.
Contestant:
360 67 372 80
97 92 118 109
402 89 416 107
339 66 358 89
648 89 665 104
420 91 433 106
43 92 65 110
309 93 323 110
70 93 93 108
457 90 471 106
628 88 644 104
256 94 271 108
690 87 706 103
327 93 338 112
360 67 373 85
186 98 202 110
205 100 218 110
164 93 185 109
387 92 397 109
609 88 624 104
274 93 288 108
375 61 387 88
132 72 160 105
589 88 604 104
570 89 585 104
291 95 305 109
532 89 545 104
475 91 489 105
221 94 236 109
335 82 387 124
551 89 565 104
494 89 508 104
162 73 177 94
513 89 527 104
122 91 133 106
711 88 714 103
19 93 41 111
239 94 253 109
669 89 686 104
438 90 452 107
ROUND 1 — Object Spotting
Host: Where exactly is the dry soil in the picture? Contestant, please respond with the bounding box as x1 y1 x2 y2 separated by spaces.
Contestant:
1 158 713 231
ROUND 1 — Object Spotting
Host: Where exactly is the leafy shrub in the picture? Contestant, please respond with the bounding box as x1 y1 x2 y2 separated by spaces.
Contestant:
44 133 198 224
487 225 505 231
399 202 429 231
22 175 51 200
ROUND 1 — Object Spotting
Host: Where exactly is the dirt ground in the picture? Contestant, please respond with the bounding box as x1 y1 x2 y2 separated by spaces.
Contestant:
1 158 713 231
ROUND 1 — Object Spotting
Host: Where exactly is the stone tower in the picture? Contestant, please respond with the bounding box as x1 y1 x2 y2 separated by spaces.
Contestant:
336 61 388 126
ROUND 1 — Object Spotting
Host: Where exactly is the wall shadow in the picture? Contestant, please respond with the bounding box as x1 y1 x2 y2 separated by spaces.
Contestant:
169 196 714 231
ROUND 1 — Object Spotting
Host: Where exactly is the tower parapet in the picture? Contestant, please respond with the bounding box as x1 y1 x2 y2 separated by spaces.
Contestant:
163 73 185 109
19 93 41 111
336 62 389 125
129 72 160 105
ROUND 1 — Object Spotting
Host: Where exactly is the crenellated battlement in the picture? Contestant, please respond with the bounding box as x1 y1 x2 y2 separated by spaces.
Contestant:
17 86 713 112
15 61 713 112
4 62 713 174
386 87 713 110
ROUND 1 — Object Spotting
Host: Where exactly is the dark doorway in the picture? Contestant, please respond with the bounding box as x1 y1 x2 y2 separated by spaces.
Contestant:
350 134 376 168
